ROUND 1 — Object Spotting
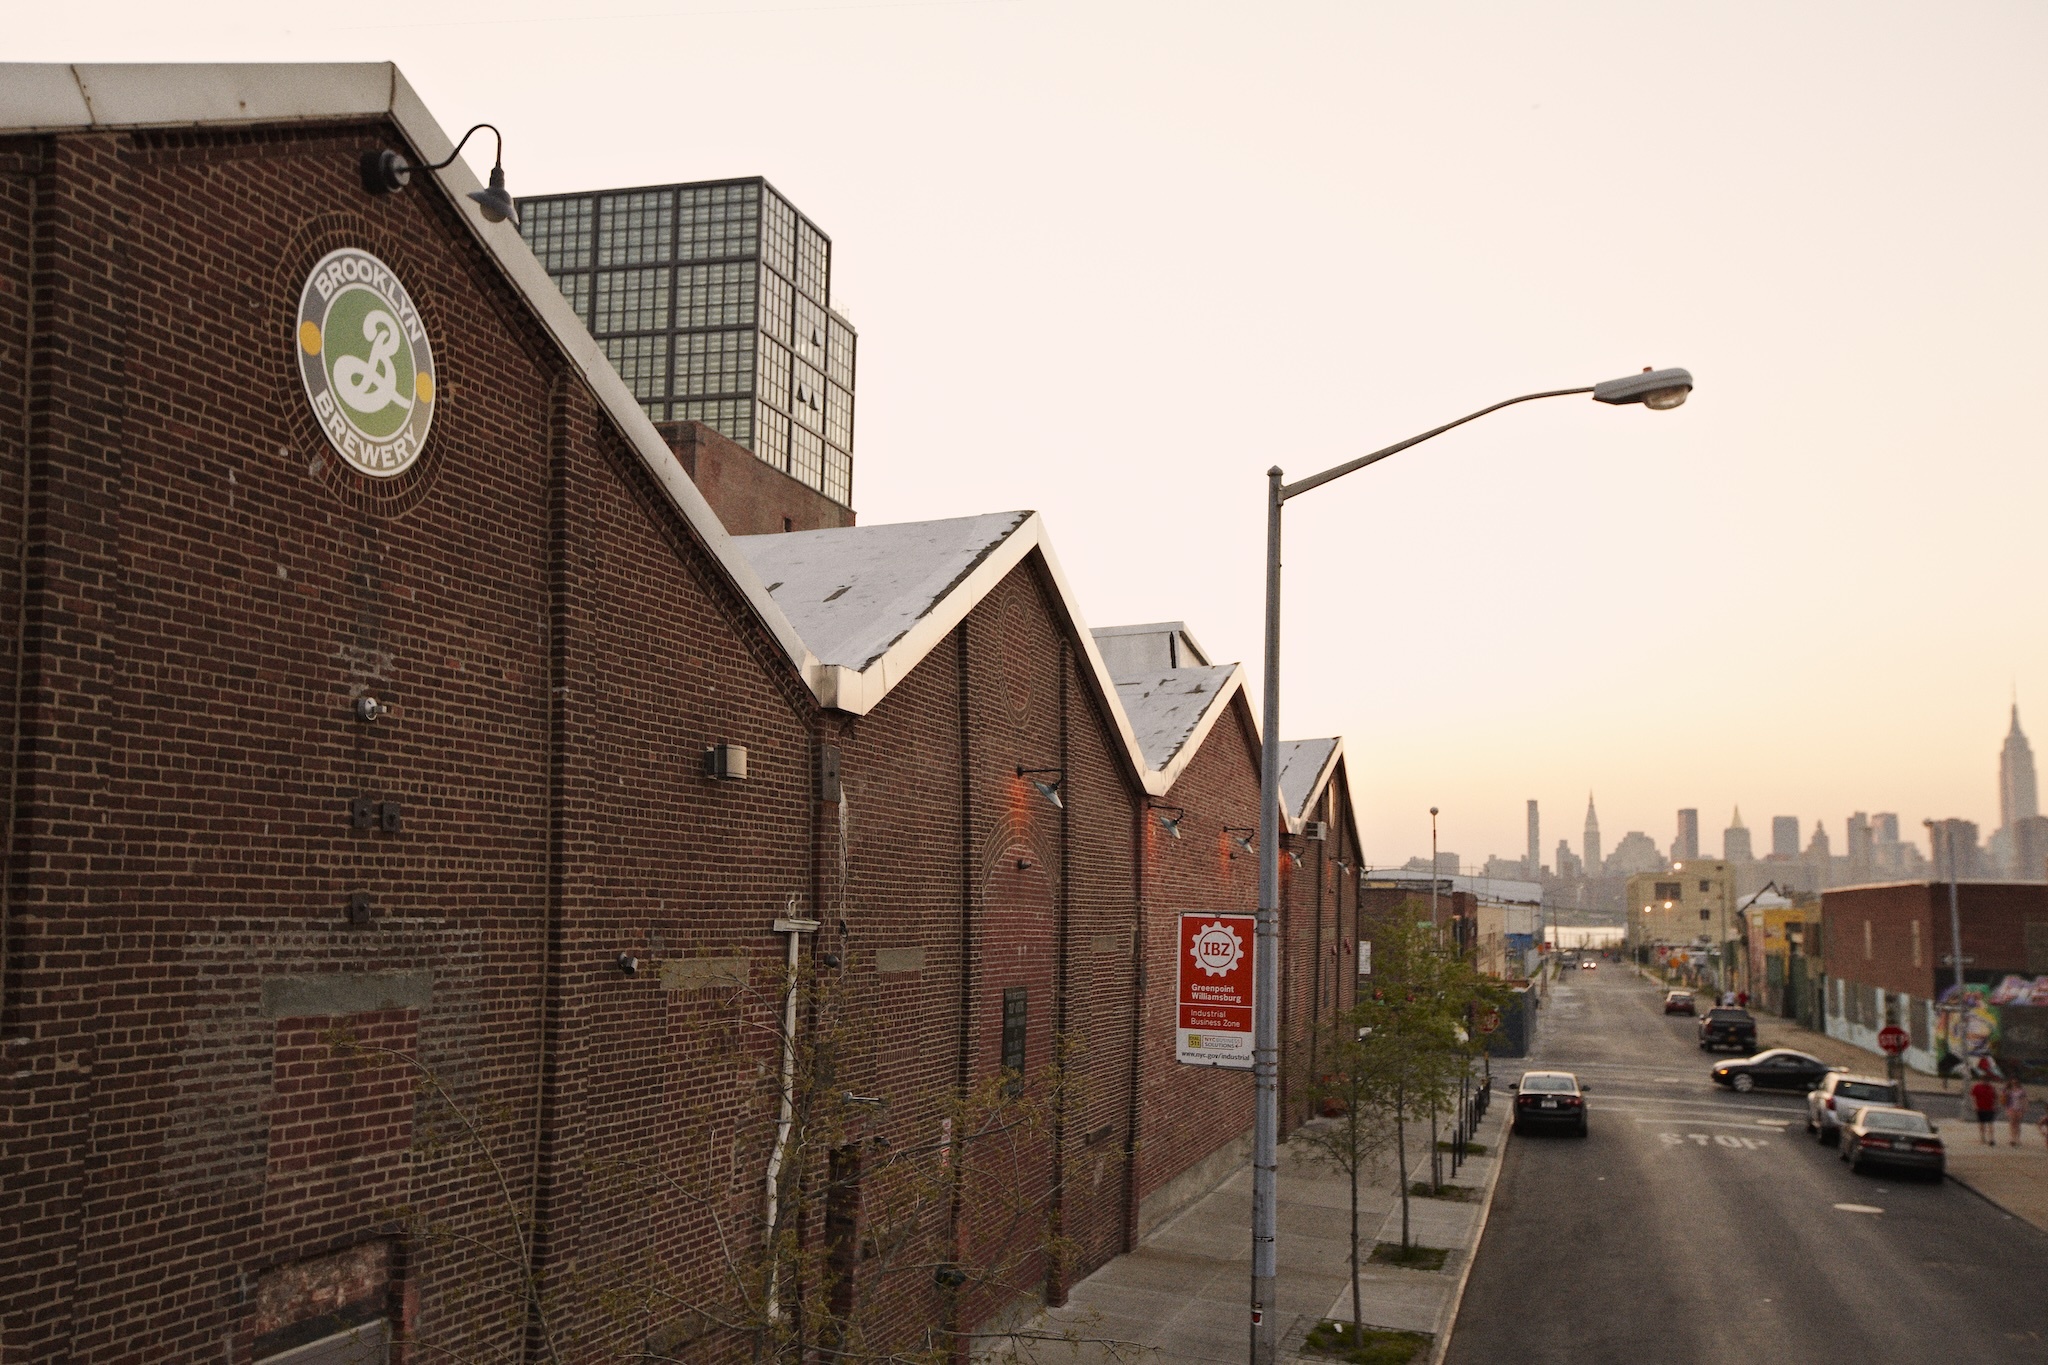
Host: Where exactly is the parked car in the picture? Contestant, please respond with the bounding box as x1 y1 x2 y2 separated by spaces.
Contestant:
1840 1105 1945 1177
1511 1071 1589 1136
1698 1007 1759 1052
1579 960 1598 971
1664 990 1696 1015
1806 1073 1904 1145
1709 1048 1837 1093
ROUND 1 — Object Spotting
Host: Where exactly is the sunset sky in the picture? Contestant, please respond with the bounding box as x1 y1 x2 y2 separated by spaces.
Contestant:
20 1 2047 867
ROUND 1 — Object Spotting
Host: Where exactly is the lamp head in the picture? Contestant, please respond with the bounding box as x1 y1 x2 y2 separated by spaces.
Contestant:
469 164 519 225
1593 366 1693 409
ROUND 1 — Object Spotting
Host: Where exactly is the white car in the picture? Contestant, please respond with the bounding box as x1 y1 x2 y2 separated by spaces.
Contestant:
1806 1072 1904 1145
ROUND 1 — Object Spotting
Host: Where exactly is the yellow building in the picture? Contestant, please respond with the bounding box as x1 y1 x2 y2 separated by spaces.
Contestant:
1627 859 1737 955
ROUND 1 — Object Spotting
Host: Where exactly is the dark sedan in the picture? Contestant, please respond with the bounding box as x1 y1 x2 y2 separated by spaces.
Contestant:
1708 1048 1837 1093
1511 1070 1589 1136
1664 990 1696 1015
1840 1105 1945 1177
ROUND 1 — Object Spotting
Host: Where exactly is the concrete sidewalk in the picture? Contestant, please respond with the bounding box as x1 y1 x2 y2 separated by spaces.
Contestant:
1020 1090 1511 1363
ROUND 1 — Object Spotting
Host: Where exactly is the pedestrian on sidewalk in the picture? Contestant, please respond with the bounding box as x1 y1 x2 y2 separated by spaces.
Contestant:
1969 1075 2000 1145
2003 1077 2029 1147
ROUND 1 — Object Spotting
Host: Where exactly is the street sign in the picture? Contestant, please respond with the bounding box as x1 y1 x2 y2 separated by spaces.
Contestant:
1176 911 1255 1069
1479 1007 1500 1035
1877 1025 1910 1056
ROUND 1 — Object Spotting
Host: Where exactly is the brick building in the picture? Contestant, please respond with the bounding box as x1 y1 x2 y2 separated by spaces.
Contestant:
1820 881 2048 1078
0 63 1367 1364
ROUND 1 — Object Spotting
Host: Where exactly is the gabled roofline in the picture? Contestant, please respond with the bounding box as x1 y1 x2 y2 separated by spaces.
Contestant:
1278 737 1347 837
1148 664 1249 790
0 62 824 692
0 63 1368 817
798 511 1165 794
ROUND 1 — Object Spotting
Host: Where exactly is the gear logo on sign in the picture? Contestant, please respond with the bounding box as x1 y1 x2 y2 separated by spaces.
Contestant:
296 247 436 478
1189 920 1244 977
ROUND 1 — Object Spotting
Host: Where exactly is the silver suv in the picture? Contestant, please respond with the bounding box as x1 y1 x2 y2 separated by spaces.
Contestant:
1806 1072 1903 1145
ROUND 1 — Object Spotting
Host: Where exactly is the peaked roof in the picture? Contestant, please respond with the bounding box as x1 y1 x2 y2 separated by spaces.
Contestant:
1111 665 1243 773
738 512 1028 673
1276 738 1342 825
0 63 1363 818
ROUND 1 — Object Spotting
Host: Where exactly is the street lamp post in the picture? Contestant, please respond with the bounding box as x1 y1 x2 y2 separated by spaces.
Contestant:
1248 366 1692 1364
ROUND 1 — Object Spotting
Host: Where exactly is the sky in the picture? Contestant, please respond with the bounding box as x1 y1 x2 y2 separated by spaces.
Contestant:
16 1 2048 868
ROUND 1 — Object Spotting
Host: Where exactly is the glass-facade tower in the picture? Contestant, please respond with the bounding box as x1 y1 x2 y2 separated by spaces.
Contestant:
516 178 855 507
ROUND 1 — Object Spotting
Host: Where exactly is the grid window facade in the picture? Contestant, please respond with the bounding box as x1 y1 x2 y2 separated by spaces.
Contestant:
677 261 758 328
825 383 853 450
758 339 791 413
678 182 761 262
679 330 755 399
796 219 830 304
597 191 674 267
594 268 670 335
791 426 824 491
754 403 791 472
824 445 851 507
827 315 856 389
551 272 592 326
793 294 828 368
677 398 753 447
601 335 671 401
761 190 796 280
518 177 854 508
792 360 826 433
520 197 593 273
760 274 795 349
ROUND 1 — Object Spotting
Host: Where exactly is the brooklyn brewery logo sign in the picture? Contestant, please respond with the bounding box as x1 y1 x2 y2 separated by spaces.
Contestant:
295 248 435 477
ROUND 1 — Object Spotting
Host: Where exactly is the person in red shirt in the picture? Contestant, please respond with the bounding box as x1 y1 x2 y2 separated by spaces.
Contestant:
1968 1075 2000 1144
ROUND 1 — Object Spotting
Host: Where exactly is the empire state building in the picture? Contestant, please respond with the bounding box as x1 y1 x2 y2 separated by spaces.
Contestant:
2002 705 2038 831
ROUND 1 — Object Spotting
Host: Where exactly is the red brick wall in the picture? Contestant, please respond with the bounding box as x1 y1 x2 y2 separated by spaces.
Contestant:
1130 700 1262 1210
1822 881 2048 997
0 119 816 1365
658 419 855 535
0 113 1304 1365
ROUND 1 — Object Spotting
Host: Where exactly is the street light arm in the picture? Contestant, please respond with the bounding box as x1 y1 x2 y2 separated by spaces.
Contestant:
1279 386 1594 503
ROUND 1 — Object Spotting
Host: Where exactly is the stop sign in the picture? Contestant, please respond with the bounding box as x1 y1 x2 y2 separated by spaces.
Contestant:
1877 1025 1909 1056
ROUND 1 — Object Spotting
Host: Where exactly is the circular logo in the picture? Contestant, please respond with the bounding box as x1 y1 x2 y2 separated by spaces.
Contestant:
295 248 435 478
1189 921 1244 977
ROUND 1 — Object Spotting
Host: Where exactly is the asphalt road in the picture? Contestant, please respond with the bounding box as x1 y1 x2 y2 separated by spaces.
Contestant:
1447 965 2048 1364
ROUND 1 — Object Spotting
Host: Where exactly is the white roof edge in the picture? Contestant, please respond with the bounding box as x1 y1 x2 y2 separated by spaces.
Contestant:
814 512 1160 794
1280 737 1346 836
1145 665 1249 789
0 63 825 695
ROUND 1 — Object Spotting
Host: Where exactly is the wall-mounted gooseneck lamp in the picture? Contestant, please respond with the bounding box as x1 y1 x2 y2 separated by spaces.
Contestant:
1151 805 1186 839
1017 767 1065 811
361 123 520 226
1226 828 1257 857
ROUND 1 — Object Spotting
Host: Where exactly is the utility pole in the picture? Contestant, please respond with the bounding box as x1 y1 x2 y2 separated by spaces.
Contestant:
1430 807 1441 934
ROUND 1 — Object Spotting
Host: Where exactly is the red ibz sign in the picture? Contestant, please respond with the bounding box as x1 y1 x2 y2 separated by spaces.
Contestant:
1176 911 1256 1069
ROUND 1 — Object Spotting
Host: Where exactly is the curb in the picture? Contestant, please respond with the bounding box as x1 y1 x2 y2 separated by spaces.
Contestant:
1423 1103 1511 1365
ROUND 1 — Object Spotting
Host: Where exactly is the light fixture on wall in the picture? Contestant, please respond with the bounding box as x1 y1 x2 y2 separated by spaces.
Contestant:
1151 805 1185 839
361 123 520 225
1017 767 1064 810
1226 828 1257 857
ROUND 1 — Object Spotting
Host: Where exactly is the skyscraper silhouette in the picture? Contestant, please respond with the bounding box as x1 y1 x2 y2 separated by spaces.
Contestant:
2001 703 2038 833
1725 808 1754 863
1583 793 1602 876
